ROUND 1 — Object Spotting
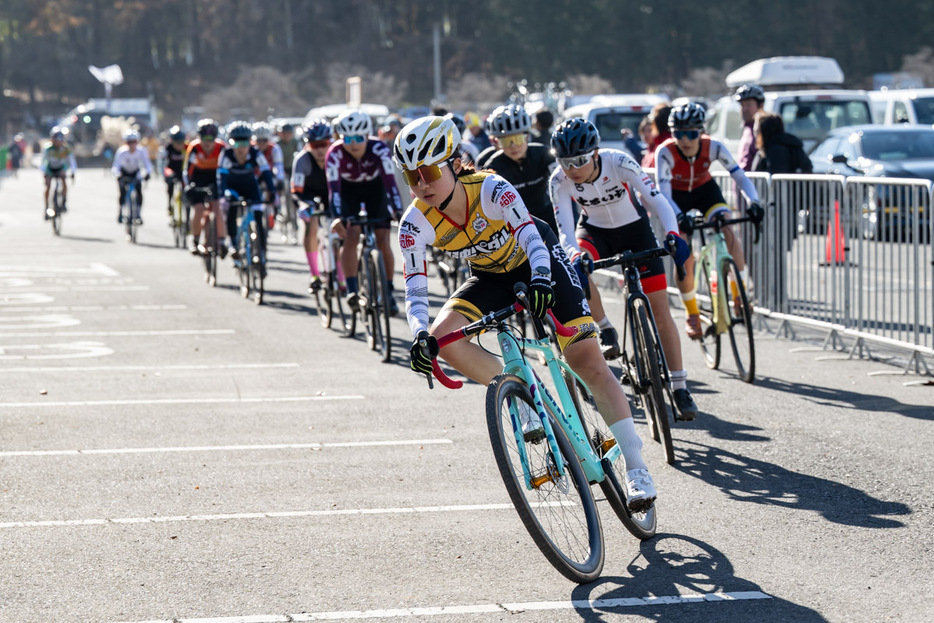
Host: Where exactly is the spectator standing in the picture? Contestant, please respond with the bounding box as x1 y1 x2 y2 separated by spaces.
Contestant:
751 112 813 174
735 84 766 171
640 103 672 169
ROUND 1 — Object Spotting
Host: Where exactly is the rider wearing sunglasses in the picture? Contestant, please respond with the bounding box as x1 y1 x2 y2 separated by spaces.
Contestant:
478 103 559 234
549 118 698 421
326 108 404 315
395 115 657 510
654 102 764 340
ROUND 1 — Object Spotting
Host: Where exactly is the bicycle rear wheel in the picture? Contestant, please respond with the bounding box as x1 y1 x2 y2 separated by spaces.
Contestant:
632 299 675 465
695 255 721 370
564 371 656 540
204 215 218 288
486 374 604 584
50 192 62 236
722 258 755 383
368 249 392 362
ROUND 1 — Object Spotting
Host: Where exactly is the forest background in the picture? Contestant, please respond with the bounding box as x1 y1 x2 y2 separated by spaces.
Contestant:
2 0 933 129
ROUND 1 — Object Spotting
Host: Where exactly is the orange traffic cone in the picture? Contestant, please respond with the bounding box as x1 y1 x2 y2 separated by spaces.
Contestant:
822 200 846 266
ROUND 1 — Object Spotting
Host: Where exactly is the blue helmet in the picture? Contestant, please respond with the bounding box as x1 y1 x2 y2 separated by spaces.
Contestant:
303 119 332 143
550 117 600 158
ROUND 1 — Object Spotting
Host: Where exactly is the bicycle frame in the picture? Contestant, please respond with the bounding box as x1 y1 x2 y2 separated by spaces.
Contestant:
620 260 673 393
234 201 266 267
432 306 615 488
693 214 746 335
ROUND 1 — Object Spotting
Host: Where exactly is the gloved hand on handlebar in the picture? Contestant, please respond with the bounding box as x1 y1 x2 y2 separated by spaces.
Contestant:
747 201 764 225
571 252 593 293
409 330 439 375
528 271 555 320
665 232 691 266
677 210 695 237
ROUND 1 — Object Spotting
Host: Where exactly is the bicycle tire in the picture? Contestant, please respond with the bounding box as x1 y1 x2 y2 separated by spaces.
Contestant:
722 258 755 383
50 187 63 236
695 255 721 370
206 214 218 288
249 221 264 305
317 273 333 328
361 252 378 351
486 374 604 584
632 299 675 465
563 370 657 540
369 249 392 362
237 226 250 297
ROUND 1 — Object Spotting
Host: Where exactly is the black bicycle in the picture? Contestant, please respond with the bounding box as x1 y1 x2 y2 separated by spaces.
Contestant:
46 175 66 236
190 186 219 287
345 214 392 362
118 175 143 243
588 245 681 465
308 199 351 334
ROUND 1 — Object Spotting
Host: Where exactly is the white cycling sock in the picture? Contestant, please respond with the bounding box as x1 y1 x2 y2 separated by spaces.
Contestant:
670 369 688 391
609 417 647 472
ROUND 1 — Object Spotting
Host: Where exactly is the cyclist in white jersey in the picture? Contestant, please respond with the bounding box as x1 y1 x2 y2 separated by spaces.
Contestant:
549 118 698 420
111 129 153 224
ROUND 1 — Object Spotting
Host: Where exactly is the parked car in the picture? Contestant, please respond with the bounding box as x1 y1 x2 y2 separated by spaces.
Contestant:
559 93 670 160
807 124 934 239
707 56 874 158
869 88 934 125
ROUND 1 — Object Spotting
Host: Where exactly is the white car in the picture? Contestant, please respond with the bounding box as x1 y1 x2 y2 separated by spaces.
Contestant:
559 93 670 160
869 88 934 125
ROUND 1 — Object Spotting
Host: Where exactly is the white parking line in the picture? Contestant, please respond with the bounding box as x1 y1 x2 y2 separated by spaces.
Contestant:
0 362 299 373
0 438 453 457
0 304 187 312
109 592 771 622
0 394 363 409
0 328 234 338
0 501 565 529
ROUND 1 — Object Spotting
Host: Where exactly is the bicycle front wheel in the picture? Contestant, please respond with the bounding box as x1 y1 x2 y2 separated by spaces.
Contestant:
368 249 392 362
722 258 755 383
632 299 675 465
486 374 604 584
564 371 656 540
695 255 721 370
249 221 265 305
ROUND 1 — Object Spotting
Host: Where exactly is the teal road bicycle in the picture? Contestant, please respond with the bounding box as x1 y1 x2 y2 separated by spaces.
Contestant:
425 285 656 583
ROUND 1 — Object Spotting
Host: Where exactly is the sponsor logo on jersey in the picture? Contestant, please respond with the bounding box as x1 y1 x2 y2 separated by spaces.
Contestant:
499 190 517 207
400 234 416 249
472 215 488 234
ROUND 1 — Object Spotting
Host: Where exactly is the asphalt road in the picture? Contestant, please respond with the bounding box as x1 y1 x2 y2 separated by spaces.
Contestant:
1 168 932 623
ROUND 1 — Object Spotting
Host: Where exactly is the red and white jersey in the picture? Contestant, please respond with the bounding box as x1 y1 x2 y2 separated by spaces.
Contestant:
549 148 680 258
655 135 759 204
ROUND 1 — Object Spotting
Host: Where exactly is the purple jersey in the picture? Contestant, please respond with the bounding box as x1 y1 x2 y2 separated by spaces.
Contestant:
325 138 403 217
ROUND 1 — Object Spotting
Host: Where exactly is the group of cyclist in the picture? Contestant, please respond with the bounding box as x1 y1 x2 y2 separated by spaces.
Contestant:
37 92 765 514
394 96 762 513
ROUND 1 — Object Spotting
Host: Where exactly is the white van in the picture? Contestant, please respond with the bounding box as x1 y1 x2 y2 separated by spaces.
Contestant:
869 88 934 125
706 57 874 157
303 103 390 128
559 93 670 159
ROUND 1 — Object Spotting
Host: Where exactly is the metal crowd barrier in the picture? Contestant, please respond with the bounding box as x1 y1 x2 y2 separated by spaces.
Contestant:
714 171 932 375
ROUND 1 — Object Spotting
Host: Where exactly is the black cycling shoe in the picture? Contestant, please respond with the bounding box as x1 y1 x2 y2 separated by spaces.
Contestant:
672 388 699 421
599 327 621 360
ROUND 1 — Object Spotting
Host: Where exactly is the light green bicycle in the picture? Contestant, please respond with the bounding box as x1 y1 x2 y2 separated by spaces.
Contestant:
689 208 758 383
425 284 656 583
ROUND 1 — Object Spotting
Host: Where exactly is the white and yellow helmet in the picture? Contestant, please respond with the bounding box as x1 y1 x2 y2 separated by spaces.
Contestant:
393 116 461 171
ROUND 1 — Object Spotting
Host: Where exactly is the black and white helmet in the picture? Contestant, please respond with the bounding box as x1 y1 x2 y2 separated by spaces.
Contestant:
668 102 706 130
486 104 532 137
734 84 765 103
334 109 372 137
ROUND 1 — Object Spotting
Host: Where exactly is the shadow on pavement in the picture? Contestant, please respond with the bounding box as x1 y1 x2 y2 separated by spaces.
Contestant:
570 533 827 622
60 235 113 244
675 440 910 528
754 375 933 421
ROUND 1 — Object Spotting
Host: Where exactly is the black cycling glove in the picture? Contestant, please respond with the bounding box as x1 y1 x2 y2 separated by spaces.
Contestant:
528 274 555 319
409 330 439 375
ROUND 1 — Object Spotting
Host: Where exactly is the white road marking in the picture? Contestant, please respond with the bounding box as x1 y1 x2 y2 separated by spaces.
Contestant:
0 362 298 372
0 304 186 313
108 592 771 622
0 314 81 329
0 293 55 305
0 286 149 293
0 263 119 276
0 501 572 529
0 438 453 457
0 341 114 360
0 394 363 409
0 328 233 338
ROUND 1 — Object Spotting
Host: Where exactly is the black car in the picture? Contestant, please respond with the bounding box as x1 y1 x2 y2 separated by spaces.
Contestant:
808 124 934 239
